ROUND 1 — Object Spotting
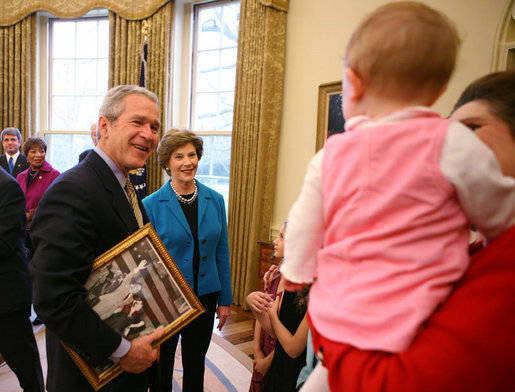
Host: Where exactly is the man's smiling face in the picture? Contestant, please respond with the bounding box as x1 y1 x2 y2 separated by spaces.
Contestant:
98 94 160 175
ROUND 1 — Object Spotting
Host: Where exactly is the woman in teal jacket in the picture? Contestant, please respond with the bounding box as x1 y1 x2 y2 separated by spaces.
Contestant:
143 129 232 392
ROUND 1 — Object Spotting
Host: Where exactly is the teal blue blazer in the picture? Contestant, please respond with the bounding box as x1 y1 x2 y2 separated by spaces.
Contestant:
142 180 233 305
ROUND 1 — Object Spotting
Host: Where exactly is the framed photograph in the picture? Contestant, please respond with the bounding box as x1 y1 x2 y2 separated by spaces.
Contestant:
64 223 205 391
316 81 346 151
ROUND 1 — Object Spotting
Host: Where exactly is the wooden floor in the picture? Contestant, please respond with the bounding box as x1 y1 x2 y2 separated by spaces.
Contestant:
0 305 256 390
213 304 256 359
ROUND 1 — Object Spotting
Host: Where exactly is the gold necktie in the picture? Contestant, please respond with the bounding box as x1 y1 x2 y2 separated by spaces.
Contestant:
125 179 143 228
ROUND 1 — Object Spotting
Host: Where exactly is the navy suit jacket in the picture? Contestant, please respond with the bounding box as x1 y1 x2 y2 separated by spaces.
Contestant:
30 151 153 392
0 167 32 314
142 180 232 306
0 153 29 178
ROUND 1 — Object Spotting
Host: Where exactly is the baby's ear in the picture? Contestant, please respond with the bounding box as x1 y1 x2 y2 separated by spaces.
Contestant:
345 67 365 102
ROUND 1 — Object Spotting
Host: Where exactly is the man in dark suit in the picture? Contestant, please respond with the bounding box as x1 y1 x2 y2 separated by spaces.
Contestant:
0 127 30 177
0 167 44 391
30 85 164 392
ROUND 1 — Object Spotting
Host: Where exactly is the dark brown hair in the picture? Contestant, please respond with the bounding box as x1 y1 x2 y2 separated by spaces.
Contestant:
23 137 47 155
453 70 515 137
157 129 204 174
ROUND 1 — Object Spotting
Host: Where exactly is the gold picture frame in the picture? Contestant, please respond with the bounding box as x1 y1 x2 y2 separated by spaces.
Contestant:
64 223 205 391
316 81 345 151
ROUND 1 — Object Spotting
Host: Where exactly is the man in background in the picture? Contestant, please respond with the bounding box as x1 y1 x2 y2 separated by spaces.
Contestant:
0 166 44 392
78 123 99 162
0 127 29 177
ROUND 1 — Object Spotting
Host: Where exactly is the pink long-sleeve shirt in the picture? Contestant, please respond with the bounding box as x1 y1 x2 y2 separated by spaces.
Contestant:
281 108 515 352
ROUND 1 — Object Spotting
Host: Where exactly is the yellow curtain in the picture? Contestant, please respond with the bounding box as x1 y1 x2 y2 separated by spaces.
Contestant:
109 1 173 194
0 0 169 26
229 0 288 307
0 14 35 143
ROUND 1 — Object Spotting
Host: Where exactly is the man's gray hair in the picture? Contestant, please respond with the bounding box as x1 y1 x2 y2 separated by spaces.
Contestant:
99 85 159 122
1 127 22 142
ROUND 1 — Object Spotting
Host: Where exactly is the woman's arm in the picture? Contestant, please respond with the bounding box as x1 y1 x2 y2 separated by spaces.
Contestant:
268 297 309 358
215 304 231 331
252 320 275 376
253 320 265 360
247 291 275 337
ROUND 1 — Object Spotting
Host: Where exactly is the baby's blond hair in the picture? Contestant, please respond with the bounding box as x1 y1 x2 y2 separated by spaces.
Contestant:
345 2 460 101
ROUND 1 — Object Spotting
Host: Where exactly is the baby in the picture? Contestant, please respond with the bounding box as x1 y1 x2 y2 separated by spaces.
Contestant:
280 2 515 390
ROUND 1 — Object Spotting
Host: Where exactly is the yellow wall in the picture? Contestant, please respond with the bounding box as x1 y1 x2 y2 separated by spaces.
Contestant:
272 0 512 233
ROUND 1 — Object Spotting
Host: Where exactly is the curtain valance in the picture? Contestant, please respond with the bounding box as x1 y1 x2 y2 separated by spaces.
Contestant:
0 0 170 26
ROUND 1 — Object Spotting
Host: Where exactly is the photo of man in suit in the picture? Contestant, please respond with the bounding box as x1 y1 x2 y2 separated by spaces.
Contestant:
0 167 44 392
0 127 30 178
30 85 164 392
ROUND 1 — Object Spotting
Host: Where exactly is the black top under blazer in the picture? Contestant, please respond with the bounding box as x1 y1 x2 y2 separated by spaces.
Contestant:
30 151 153 392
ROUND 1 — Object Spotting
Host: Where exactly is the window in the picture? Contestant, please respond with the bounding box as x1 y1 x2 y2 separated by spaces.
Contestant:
44 14 109 172
191 1 240 206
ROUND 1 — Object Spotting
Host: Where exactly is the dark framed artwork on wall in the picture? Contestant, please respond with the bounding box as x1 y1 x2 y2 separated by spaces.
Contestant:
316 81 346 151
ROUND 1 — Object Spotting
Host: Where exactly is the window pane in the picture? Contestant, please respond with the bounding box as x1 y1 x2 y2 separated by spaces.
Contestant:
97 58 109 93
98 20 109 56
76 59 99 94
47 16 109 171
192 2 240 210
196 135 231 210
52 60 75 94
75 96 100 130
196 51 220 92
52 21 76 58
220 48 237 90
194 93 218 131
44 133 94 173
217 92 235 131
51 96 76 130
76 20 98 58
221 5 239 48
197 7 222 51
192 2 239 132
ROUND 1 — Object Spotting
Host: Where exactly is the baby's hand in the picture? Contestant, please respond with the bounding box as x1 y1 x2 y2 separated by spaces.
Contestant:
283 278 308 292
247 291 273 314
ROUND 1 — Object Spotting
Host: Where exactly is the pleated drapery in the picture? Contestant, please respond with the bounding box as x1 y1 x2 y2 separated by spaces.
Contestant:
0 15 35 142
109 1 172 195
228 0 288 307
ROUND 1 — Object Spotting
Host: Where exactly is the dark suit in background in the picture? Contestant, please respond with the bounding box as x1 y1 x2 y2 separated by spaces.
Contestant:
30 151 153 392
0 167 44 392
0 153 29 178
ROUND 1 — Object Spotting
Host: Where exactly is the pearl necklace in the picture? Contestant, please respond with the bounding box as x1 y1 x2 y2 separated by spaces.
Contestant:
170 181 198 204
